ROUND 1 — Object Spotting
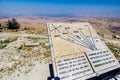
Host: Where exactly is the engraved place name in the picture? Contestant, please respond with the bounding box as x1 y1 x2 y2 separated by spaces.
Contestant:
74 31 79 33
65 27 70 29
56 55 93 80
62 32 68 34
54 35 61 37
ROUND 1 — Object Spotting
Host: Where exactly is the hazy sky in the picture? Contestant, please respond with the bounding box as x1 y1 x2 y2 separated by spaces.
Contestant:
0 0 120 17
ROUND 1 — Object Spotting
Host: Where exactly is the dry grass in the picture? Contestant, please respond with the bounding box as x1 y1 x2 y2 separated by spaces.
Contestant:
44 51 51 58
22 47 32 51
107 43 120 60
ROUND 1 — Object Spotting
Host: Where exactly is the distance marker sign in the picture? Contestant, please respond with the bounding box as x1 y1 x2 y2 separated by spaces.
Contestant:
47 22 120 80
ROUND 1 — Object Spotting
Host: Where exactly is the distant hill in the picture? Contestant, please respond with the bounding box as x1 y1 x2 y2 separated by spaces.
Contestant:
0 17 120 36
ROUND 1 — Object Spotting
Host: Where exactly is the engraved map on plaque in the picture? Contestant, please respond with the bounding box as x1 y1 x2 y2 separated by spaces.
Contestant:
46 22 120 80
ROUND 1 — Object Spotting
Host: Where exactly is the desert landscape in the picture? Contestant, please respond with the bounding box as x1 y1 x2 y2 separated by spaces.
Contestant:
0 17 120 80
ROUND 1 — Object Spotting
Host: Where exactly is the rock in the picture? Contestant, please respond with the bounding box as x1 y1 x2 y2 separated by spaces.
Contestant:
44 42 49 47
40 48 47 54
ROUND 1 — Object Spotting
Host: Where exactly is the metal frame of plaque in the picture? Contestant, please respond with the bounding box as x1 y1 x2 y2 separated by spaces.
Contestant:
46 22 120 80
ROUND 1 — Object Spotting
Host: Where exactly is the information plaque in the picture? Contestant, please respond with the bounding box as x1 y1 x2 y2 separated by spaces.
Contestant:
46 22 120 80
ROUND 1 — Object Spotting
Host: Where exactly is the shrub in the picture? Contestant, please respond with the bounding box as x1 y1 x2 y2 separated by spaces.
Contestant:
7 18 20 30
